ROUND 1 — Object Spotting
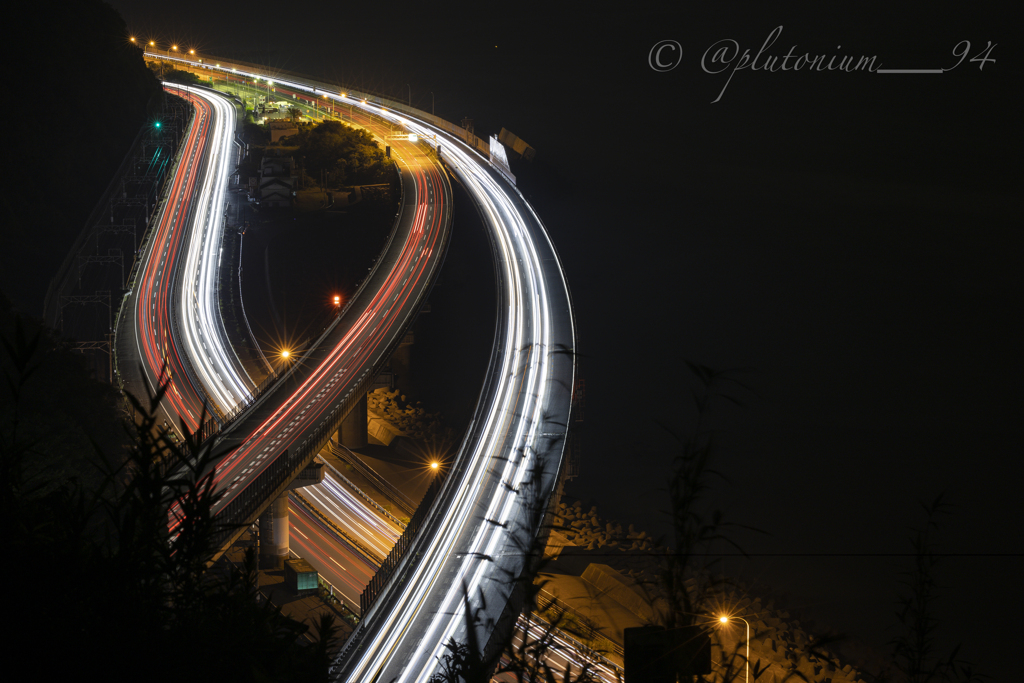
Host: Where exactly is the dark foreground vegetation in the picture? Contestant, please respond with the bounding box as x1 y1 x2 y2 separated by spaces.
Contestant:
3 301 338 682
2 290 985 682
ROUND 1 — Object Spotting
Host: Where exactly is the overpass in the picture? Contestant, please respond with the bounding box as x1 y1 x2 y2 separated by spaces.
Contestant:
116 75 453 558
140 52 576 681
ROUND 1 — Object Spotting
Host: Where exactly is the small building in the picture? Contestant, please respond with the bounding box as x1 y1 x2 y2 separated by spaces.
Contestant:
285 557 319 597
259 156 296 208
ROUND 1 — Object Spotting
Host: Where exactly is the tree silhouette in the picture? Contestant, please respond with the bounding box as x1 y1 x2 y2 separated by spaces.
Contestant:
3 312 337 682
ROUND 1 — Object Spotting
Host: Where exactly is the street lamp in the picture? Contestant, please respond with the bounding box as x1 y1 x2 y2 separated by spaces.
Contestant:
719 616 750 683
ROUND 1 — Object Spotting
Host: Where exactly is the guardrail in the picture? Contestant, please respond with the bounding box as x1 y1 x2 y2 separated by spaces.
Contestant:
193 142 405 449
321 454 408 529
328 443 417 517
522 609 625 677
210 321 423 551
113 97 193 410
359 471 445 616
146 51 491 158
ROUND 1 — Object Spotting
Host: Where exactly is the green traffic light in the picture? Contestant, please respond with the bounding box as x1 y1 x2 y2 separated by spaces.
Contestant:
155 121 162 128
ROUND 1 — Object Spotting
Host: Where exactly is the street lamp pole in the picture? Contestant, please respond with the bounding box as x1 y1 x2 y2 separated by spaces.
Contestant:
719 616 750 683
406 83 411 106
430 91 434 115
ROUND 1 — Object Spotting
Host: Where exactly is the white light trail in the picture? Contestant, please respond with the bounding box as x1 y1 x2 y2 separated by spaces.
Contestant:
152 57 577 681
164 83 253 412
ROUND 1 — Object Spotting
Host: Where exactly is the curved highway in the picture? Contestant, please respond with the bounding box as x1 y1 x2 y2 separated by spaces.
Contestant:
118 85 242 433
117 81 441 605
334 103 576 682
140 53 576 682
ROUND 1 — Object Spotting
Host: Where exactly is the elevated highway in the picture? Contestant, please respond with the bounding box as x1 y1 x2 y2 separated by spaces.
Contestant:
143 52 576 681
115 84 248 434
115 77 454 604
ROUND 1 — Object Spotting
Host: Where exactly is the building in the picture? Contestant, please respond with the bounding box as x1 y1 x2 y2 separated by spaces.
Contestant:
259 157 296 208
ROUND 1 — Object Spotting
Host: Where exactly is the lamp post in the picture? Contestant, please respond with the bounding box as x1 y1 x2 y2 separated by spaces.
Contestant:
406 83 411 106
719 616 750 683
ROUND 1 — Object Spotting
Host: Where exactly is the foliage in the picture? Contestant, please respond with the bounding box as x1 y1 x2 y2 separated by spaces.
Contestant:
876 495 987 683
640 363 760 630
284 120 392 187
2 313 337 682
0 294 128 495
425 442 610 682
164 67 202 86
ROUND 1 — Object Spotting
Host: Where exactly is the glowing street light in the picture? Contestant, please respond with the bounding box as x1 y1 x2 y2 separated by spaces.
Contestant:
719 615 750 683
281 349 291 360
430 461 440 471
333 295 341 306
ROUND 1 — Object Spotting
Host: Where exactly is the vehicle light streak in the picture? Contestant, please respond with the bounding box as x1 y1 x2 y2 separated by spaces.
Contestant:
164 84 253 412
144 55 577 681
130 87 220 432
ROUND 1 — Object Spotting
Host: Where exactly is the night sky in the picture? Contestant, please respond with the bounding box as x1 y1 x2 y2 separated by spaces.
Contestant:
97 0 1024 678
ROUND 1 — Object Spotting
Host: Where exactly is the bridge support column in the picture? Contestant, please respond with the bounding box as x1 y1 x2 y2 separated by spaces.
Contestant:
340 392 367 450
259 492 290 569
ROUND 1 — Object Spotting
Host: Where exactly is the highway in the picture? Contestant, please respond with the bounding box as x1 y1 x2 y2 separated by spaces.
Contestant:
191 119 450 517
167 84 253 413
289 497 379 611
142 53 576 681
117 83 403 589
300 470 403 561
333 102 576 682
119 84 233 434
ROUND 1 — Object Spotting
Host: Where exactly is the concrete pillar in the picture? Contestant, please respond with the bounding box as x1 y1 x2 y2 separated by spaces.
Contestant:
341 392 367 450
391 331 414 396
258 492 290 569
